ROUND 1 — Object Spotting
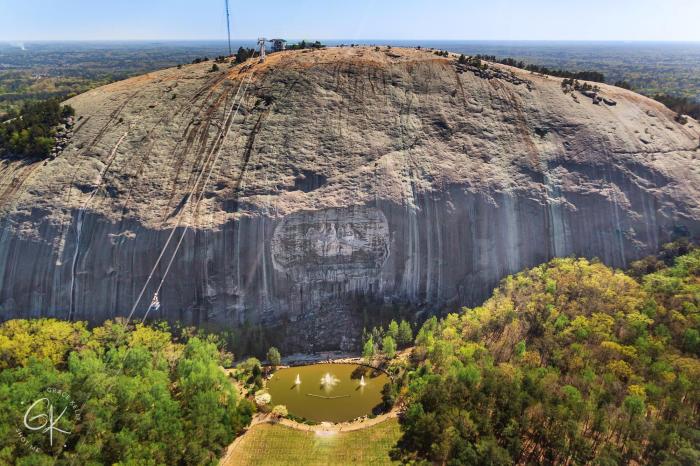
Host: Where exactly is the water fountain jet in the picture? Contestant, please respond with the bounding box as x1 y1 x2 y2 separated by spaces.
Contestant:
360 375 366 387
320 372 339 388
295 374 301 385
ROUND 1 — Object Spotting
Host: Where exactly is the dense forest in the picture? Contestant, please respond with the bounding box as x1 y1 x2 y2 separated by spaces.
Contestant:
0 321 253 465
391 243 700 465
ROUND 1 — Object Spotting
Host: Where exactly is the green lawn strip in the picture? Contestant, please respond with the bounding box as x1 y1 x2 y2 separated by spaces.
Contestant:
227 419 401 465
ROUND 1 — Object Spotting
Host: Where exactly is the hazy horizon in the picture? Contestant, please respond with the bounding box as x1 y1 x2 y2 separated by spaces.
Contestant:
2 0 699 42
4 39 700 44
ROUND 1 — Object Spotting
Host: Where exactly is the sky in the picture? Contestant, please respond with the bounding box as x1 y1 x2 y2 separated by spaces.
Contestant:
1 0 699 42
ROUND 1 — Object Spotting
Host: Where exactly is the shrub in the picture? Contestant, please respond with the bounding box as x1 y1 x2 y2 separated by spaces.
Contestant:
675 113 689 125
271 405 288 418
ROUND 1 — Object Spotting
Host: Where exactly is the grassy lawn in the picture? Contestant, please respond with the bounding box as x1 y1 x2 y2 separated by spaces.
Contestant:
224 419 402 465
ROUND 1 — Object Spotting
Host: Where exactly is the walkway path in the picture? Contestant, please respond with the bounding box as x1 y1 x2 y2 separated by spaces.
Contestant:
275 405 401 433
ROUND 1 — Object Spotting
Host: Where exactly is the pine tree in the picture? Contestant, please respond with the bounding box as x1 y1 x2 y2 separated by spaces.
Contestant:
382 335 397 359
387 320 399 340
398 320 413 347
362 336 375 362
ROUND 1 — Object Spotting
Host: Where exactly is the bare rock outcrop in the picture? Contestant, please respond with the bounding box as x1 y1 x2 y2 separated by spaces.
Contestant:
0 47 698 351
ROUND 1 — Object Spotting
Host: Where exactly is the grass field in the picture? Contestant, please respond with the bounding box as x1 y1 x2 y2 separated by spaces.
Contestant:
223 419 402 465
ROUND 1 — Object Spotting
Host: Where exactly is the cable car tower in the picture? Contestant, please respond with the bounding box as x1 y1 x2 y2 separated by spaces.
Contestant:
257 38 267 62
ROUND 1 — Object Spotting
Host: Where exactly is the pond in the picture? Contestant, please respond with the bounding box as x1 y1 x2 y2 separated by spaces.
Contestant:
266 363 391 423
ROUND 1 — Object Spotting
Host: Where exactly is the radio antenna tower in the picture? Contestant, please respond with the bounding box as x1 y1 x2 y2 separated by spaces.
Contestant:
225 0 232 55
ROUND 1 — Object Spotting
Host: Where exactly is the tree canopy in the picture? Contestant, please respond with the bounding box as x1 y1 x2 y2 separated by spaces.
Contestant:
0 320 253 465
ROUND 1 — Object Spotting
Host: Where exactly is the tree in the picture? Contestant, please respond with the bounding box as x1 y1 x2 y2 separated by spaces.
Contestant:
387 320 399 340
683 328 700 355
235 47 255 63
383 335 397 359
371 326 383 344
176 337 248 463
398 320 413 347
267 346 281 367
363 336 375 362
271 405 288 418
380 383 395 411
210 63 220 72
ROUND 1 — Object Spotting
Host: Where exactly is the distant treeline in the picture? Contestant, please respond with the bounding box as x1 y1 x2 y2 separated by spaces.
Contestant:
0 90 73 103
287 40 325 50
473 54 606 83
475 54 700 120
604 80 700 120
230 41 326 65
0 98 74 158
651 93 700 120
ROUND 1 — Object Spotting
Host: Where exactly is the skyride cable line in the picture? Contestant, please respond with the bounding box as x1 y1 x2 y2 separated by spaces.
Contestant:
132 31 296 325
124 56 259 327
65 62 237 322
123 1 267 327
70 12 265 448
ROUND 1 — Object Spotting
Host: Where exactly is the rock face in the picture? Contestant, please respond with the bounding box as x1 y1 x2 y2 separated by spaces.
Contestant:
1 47 699 352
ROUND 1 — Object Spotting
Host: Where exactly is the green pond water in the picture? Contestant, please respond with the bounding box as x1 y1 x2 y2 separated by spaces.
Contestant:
266 363 391 423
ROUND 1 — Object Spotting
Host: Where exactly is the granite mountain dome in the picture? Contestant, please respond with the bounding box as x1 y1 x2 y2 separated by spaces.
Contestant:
0 47 698 351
